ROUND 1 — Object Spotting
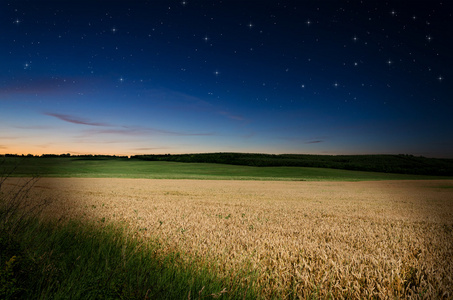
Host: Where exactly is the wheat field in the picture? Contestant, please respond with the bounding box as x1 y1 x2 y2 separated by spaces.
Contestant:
8 178 453 299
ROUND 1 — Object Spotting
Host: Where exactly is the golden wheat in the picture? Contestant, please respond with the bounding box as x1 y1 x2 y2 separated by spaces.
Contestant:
5 178 452 299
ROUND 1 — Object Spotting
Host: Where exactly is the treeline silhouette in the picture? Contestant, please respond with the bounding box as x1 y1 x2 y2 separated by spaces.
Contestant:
131 153 453 176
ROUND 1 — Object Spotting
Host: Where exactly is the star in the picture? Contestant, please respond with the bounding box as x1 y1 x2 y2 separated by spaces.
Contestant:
438 75 443 82
203 35 209 42
306 19 311 26
119 77 124 82
387 59 392 66
426 35 432 42
333 82 339 88
14 19 21 25
352 35 358 42
111 27 117 33
248 22 253 28
214 70 219 76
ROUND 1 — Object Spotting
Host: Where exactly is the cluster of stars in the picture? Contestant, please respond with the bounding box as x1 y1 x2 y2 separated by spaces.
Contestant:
3 2 450 121
12 0 447 98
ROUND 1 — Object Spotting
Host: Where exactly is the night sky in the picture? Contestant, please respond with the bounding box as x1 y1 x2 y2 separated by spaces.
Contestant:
1 1 452 157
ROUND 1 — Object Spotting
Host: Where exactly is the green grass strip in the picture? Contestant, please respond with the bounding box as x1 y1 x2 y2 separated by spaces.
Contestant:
3 157 452 181
1 217 260 299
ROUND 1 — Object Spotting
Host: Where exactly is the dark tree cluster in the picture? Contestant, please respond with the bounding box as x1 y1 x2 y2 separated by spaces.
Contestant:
131 153 453 176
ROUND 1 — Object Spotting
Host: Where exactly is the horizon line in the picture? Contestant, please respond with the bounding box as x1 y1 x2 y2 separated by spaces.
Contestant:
1 152 452 159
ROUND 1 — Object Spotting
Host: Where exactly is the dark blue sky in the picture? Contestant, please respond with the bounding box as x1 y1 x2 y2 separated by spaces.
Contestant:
1 1 452 157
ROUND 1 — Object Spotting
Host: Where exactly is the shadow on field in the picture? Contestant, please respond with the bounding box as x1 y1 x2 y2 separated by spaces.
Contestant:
0 158 258 299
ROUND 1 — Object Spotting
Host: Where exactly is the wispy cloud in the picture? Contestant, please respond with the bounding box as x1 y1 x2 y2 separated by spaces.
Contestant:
144 88 247 122
132 147 170 151
278 136 327 144
122 125 215 136
13 125 52 130
0 77 95 98
45 111 215 137
80 127 215 137
44 112 112 127
218 110 245 121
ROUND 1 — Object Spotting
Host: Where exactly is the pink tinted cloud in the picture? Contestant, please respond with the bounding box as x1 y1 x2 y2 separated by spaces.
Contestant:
218 110 245 121
45 112 215 137
0 77 96 98
44 112 112 127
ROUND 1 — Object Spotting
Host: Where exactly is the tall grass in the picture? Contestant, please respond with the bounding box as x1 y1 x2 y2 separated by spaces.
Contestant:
0 161 259 299
1 218 259 299
0 158 49 236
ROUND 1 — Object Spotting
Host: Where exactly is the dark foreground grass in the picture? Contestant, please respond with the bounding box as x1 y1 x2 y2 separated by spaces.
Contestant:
1 217 259 300
4 157 451 181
